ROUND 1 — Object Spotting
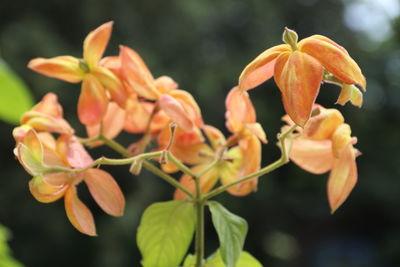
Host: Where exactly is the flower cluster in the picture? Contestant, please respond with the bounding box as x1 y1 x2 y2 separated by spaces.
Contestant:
13 22 366 235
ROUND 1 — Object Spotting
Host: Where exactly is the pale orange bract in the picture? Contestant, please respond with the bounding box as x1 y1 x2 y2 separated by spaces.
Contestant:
239 28 366 127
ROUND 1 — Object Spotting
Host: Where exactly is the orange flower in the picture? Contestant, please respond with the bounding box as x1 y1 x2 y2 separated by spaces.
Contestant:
119 46 203 132
28 22 127 126
14 129 125 236
284 105 359 212
239 28 366 127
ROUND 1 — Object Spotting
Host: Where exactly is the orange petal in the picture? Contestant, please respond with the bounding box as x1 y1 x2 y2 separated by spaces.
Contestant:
202 124 226 150
78 75 109 125
28 56 84 83
274 51 323 127
290 137 334 174
238 44 291 90
220 136 261 196
84 169 125 217
86 102 125 146
336 84 363 107
303 107 344 140
225 87 256 133
155 76 178 94
174 164 219 200
327 143 357 213
83 21 113 68
64 187 97 236
120 45 159 100
91 66 127 107
158 94 194 132
299 36 366 90
29 174 69 203
331 123 353 158
57 135 93 169
124 96 153 133
168 90 204 127
17 129 45 175
245 123 268 144
31 93 63 117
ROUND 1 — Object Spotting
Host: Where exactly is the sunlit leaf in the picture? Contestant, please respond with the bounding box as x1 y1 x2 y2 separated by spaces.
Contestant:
0 59 33 124
208 201 248 267
137 200 195 267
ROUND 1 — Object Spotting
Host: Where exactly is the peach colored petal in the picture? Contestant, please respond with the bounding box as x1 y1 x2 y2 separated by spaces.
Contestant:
64 187 97 236
238 44 291 90
12 125 32 143
225 87 256 133
168 90 204 127
303 107 344 140
158 94 194 132
299 37 366 90
290 138 334 174
57 135 93 169
274 51 323 127
31 93 63 117
28 56 84 83
91 66 127 108
29 175 68 203
124 96 153 134
245 123 268 144
202 124 226 150
78 75 109 125
83 21 113 68
155 76 178 94
174 164 219 200
84 169 125 217
327 143 357 213
120 45 159 100
22 112 74 135
332 124 352 158
86 102 125 146
336 84 363 107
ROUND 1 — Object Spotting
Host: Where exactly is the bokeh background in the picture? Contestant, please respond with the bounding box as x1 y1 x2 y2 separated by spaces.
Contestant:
0 0 399 266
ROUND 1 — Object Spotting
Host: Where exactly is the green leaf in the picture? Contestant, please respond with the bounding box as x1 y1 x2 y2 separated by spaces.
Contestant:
0 59 33 124
205 250 263 267
137 200 196 267
182 254 196 267
0 225 24 267
208 201 248 267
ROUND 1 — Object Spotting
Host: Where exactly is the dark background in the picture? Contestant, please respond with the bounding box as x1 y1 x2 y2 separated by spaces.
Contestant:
1 0 399 266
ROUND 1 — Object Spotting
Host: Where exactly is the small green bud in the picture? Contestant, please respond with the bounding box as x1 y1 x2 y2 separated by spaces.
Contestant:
282 27 299 51
79 60 90 73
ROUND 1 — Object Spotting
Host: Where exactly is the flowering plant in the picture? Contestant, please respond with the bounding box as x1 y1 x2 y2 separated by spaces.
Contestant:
13 23 365 267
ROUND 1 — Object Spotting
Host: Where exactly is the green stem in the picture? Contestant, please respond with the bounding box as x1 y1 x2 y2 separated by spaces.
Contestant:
79 134 194 198
167 152 198 177
204 124 297 200
194 173 205 267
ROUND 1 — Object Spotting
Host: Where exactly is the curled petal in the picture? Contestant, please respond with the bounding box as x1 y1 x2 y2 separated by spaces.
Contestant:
303 107 344 140
332 123 352 158
83 21 113 68
245 123 267 144
168 90 203 127
328 143 358 213
13 125 33 143
120 45 159 100
57 135 93 169
239 44 291 90
28 56 84 83
202 124 226 150
84 169 125 217
29 174 69 203
289 138 334 174
31 93 63 117
22 113 74 135
220 136 261 196
17 130 45 175
174 165 219 200
91 66 127 107
158 94 193 132
155 76 178 94
78 75 109 125
336 84 363 107
64 187 97 236
86 102 125 146
299 36 366 90
274 51 323 127
225 87 256 133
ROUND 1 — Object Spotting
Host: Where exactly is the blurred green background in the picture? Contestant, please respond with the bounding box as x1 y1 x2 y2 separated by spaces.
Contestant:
0 0 399 266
